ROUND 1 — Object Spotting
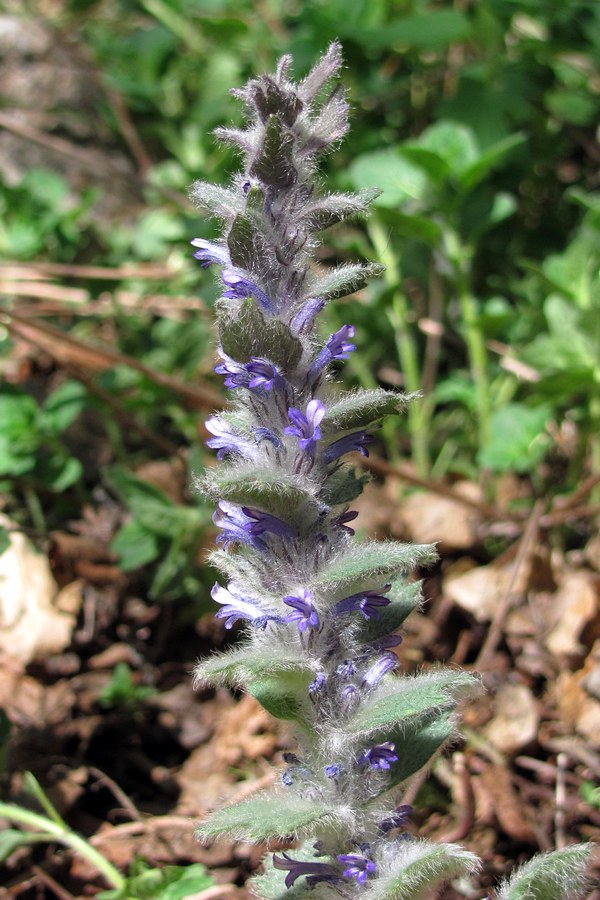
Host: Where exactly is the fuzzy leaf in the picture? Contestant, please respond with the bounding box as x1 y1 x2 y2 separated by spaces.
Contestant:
362 580 422 641
197 794 336 842
227 214 258 269
310 262 383 302
320 466 370 505
195 645 310 688
219 298 302 371
323 389 413 432
190 182 242 220
342 670 479 738
496 845 592 900
363 840 479 900
300 190 380 231
380 713 454 791
313 541 436 592
201 467 318 520
251 114 297 188
249 669 313 722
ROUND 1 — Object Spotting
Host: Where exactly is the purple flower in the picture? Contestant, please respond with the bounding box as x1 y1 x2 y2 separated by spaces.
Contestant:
337 853 376 884
309 324 356 379
283 588 320 633
213 501 267 552
253 426 284 449
214 353 251 389
246 358 281 392
241 506 295 539
325 763 341 778
380 805 412 833
205 416 254 460
336 508 358 535
272 853 339 888
191 238 230 268
358 741 398 770
290 297 325 334
308 672 327 694
212 582 279 629
284 399 326 455
332 585 392 620
221 270 276 313
371 634 403 651
362 651 397 687
323 430 374 463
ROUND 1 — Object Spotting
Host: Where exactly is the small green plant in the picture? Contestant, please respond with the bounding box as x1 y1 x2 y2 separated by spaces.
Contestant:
97 662 158 712
0 770 213 899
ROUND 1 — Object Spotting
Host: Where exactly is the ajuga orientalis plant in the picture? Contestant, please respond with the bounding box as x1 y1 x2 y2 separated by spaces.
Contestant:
191 43 592 900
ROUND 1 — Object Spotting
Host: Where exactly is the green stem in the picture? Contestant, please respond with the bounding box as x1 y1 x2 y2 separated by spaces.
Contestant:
450 237 490 451
367 219 429 474
0 803 126 890
23 484 46 535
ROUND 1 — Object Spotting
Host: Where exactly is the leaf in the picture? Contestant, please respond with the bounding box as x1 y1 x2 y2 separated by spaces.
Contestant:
362 840 479 900
250 114 297 188
496 845 592 900
190 181 242 220
360 10 472 51
416 121 479 175
201 467 319 520
0 829 38 863
248 669 313 722
343 670 479 738
227 213 258 269
313 541 437 592
195 645 310 689
458 132 526 191
110 520 160 570
0 525 11 557
41 380 88 434
104 465 207 537
381 713 455 791
197 793 336 842
320 467 370 505
219 297 302 372
478 404 551 474
309 262 383 303
300 189 380 231
361 579 422 641
323 389 413 432
348 150 429 208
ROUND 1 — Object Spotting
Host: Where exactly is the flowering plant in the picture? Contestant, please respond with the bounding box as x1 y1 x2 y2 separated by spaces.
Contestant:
192 43 591 900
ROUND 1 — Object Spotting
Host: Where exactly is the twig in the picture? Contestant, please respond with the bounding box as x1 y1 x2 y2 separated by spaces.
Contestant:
554 752 568 849
437 752 475 843
89 814 195 842
1 309 224 411
63 363 183 458
475 499 544 669
358 453 515 521
0 261 175 280
31 866 76 900
87 766 142 823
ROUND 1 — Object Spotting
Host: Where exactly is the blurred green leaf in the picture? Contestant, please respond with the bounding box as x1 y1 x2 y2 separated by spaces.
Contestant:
478 404 552 473
348 149 429 208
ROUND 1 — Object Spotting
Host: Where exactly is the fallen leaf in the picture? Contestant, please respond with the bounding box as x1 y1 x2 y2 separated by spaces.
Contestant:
485 683 540 754
400 481 482 551
544 570 598 657
0 516 81 666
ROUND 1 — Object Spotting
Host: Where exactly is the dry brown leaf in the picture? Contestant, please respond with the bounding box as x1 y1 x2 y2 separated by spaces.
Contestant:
478 764 538 844
485 683 540 754
400 481 482 551
553 642 600 748
544 570 599 657
0 516 81 665
445 557 529 623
